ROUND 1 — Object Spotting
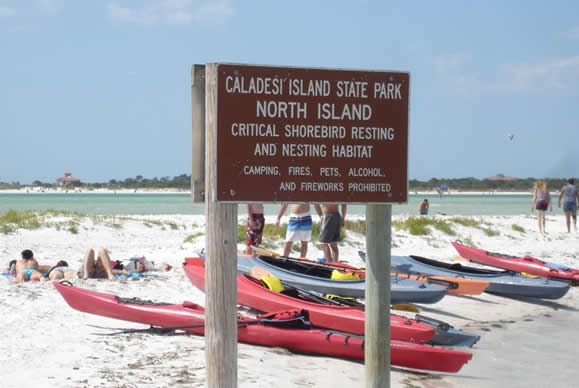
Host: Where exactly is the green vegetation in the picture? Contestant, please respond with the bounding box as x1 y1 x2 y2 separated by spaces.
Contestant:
462 236 475 247
3 174 568 192
450 217 482 228
236 220 345 245
0 209 188 235
0 210 43 234
512 224 525 233
393 217 455 236
343 219 366 234
480 227 500 237
409 177 567 192
450 217 501 237
183 232 204 244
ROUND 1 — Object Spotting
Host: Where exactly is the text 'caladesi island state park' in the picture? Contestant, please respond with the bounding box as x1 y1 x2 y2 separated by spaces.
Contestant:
215 65 409 203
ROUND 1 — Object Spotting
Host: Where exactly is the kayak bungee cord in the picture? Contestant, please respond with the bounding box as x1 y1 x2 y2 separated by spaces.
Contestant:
89 312 312 336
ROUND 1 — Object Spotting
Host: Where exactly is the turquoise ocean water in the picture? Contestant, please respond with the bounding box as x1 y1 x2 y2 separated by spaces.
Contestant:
0 193 535 216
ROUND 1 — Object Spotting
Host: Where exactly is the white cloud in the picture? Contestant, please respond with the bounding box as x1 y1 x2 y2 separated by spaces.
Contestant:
500 56 579 92
0 6 16 17
431 54 466 73
107 0 233 25
433 55 579 95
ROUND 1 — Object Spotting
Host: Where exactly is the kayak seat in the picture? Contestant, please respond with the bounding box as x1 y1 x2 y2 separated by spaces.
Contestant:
331 269 361 281
260 274 285 293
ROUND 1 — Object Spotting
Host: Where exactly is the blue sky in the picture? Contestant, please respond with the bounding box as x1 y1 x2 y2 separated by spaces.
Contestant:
1 0 578 184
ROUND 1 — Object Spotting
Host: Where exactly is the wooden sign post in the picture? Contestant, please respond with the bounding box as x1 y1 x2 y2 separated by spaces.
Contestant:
194 63 409 387
204 64 239 387
365 204 391 387
191 64 206 202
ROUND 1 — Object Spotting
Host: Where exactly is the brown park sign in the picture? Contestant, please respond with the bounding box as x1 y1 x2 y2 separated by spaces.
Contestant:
215 64 409 203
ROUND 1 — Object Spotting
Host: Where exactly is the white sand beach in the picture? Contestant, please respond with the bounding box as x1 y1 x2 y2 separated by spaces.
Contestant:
1 213 577 387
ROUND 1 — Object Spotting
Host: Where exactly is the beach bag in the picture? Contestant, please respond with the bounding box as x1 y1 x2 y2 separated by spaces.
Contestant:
123 257 155 273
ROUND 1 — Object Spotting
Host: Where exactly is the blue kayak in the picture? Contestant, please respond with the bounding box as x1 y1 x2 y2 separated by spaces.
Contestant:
232 253 448 304
388 254 570 300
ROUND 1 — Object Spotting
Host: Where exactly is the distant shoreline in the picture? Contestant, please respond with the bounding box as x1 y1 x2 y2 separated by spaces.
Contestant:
0 188 535 196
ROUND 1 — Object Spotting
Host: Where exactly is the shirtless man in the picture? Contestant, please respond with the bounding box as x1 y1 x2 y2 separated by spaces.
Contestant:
276 203 312 257
245 203 265 254
314 204 347 262
15 249 46 282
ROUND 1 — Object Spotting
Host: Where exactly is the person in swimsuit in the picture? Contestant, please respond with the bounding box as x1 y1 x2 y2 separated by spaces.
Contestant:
531 180 552 235
558 178 579 233
79 249 172 280
418 199 429 215
79 248 127 280
15 250 46 282
276 204 312 258
3 260 17 275
45 260 78 280
314 204 347 262
245 203 265 255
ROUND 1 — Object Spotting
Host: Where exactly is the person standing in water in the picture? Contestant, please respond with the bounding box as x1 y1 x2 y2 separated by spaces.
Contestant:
418 199 429 215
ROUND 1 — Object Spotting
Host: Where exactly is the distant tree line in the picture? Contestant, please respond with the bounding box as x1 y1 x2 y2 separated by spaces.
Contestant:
0 175 573 192
409 177 570 192
0 174 191 190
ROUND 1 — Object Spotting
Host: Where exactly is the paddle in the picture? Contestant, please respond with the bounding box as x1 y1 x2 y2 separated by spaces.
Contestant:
393 272 459 290
249 266 420 312
251 246 366 276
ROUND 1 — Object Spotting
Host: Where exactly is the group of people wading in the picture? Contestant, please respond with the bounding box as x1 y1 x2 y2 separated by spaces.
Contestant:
245 203 347 262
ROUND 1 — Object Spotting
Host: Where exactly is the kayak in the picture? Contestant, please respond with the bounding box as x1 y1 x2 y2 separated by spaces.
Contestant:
452 242 579 286
53 282 472 373
184 257 434 343
229 252 448 304
388 254 570 300
184 258 480 347
313 254 488 296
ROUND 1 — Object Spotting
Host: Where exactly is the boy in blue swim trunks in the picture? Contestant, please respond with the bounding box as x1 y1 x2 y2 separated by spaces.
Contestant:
15 249 45 282
276 203 312 258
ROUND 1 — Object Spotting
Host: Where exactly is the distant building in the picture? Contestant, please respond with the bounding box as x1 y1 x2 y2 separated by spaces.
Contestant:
57 172 80 186
485 173 517 181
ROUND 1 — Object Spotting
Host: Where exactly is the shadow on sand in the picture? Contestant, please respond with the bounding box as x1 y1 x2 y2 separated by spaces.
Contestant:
451 294 505 305
490 294 579 312
416 305 474 321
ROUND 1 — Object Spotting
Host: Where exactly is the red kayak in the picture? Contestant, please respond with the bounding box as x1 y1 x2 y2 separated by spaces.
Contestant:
54 282 472 373
183 257 435 343
452 242 579 286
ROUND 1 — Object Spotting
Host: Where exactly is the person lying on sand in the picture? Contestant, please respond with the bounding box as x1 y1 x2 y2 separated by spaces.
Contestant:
3 260 16 274
79 248 172 280
45 260 78 281
15 250 48 282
